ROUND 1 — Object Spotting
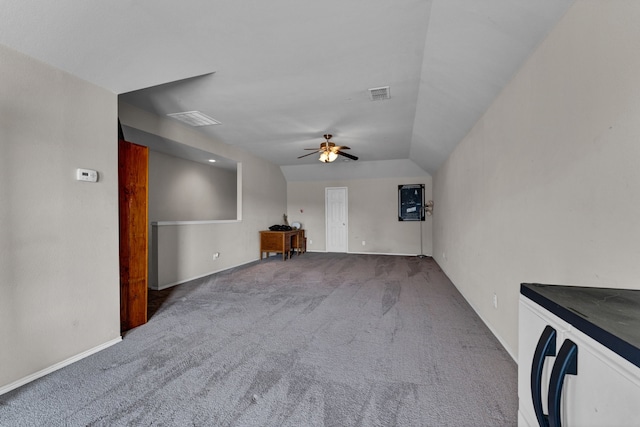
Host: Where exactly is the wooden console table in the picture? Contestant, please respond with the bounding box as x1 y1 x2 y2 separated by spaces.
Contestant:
259 229 305 261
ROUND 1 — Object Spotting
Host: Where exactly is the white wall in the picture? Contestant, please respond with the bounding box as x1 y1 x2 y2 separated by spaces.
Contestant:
287 176 432 255
119 103 287 289
432 1 640 359
0 45 120 390
149 151 237 221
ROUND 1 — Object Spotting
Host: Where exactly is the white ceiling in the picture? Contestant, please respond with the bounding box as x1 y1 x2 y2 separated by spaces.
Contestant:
0 0 574 180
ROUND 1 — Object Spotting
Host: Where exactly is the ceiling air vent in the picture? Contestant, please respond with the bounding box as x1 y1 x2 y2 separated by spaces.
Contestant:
368 86 390 101
167 111 221 126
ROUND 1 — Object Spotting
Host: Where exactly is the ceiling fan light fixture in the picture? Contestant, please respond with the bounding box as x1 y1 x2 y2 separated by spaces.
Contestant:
318 150 338 163
302 133 357 163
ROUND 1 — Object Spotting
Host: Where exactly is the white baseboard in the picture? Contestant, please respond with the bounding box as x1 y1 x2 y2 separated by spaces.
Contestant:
306 249 432 257
467 300 517 362
0 336 122 396
347 250 431 257
435 260 517 363
153 252 432 290
152 259 260 290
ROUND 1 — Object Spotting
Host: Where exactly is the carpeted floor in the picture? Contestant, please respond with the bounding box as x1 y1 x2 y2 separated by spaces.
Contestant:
0 253 517 426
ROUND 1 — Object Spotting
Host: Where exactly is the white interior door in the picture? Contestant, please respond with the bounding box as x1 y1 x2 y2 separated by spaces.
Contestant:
325 187 348 252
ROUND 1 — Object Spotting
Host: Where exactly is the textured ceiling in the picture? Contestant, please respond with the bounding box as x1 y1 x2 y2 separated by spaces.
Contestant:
0 0 574 180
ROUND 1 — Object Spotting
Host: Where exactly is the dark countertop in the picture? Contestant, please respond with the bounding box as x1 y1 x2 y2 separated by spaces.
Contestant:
521 283 640 369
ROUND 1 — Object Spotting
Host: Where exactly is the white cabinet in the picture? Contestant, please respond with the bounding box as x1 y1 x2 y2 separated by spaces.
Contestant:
560 327 640 426
518 297 570 427
519 292 640 427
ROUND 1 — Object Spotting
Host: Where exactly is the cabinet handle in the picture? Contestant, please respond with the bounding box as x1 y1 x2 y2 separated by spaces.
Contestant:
531 325 556 427
548 339 578 427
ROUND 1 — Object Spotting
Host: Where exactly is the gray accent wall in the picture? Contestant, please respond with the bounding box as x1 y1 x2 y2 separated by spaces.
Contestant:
432 1 640 360
119 102 287 291
0 45 288 392
0 44 121 389
287 176 433 256
149 151 237 222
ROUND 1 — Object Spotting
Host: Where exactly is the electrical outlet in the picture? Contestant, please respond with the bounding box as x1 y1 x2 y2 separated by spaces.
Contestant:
309 239 312 245
362 240 366 246
493 293 498 309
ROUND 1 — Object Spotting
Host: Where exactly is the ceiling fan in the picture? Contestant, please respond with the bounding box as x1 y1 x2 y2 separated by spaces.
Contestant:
297 134 359 163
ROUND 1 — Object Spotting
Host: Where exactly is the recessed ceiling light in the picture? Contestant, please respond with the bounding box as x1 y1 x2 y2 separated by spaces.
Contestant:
208 159 216 163
167 111 221 126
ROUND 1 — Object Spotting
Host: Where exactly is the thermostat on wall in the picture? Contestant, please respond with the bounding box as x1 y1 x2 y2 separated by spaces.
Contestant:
76 168 98 182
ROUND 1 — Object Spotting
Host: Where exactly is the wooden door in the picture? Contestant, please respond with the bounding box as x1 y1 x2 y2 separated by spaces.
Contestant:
119 139 149 332
325 187 348 252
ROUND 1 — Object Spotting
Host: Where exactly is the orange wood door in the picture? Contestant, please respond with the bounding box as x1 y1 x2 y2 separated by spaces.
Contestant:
118 139 149 332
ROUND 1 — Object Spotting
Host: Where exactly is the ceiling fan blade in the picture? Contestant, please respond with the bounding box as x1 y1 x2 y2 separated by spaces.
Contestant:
297 151 321 159
337 151 358 161
330 145 350 153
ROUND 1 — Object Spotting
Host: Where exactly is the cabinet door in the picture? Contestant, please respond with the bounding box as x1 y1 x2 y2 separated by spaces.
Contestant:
559 328 640 426
518 297 571 427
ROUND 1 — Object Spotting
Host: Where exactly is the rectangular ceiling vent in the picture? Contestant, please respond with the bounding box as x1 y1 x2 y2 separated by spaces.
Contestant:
167 111 221 126
368 86 390 101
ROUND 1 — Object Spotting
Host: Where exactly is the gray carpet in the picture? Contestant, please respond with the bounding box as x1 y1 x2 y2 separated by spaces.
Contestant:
0 253 517 426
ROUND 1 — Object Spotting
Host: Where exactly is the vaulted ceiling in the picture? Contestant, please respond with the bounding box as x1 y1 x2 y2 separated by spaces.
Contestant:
0 0 574 180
